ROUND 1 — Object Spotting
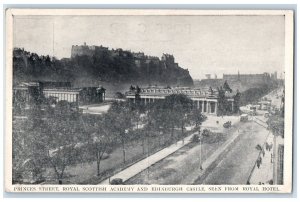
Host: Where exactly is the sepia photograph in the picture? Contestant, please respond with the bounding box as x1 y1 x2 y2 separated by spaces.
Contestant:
5 9 294 193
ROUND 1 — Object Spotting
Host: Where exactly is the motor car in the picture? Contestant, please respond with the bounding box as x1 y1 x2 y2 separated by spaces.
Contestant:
240 114 248 122
223 121 232 128
110 178 124 185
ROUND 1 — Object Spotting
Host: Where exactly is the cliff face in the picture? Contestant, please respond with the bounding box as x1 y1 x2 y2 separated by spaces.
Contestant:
13 47 194 87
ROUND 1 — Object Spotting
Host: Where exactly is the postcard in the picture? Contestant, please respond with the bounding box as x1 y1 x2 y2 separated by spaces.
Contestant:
5 9 294 193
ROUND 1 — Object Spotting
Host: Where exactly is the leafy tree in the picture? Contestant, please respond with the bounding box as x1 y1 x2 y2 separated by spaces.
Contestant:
114 92 125 99
217 86 227 116
129 85 136 91
45 101 84 184
188 109 207 128
223 80 232 93
12 118 48 183
233 90 241 113
239 84 275 106
106 101 132 164
267 115 284 138
89 117 114 176
217 81 235 116
163 94 193 142
144 100 168 147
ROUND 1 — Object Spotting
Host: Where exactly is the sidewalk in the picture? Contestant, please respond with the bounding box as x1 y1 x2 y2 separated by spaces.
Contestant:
249 135 273 185
98 132 197 184
99 120 243 185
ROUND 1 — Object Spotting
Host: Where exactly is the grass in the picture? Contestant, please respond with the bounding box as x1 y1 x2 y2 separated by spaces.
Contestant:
43 128 197 184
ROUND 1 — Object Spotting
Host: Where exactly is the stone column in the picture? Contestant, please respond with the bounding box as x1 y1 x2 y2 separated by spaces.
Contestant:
197 100 200 109
202 101 204 113
76 94 79 105
232 101 234 112
206 101 209 113
215 101 218 115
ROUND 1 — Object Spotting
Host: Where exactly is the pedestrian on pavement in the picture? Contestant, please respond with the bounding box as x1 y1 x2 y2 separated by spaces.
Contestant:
258 156 262 164
257 158 261 168
265 142 269 151
269 143 273 151
271 154 273 163
262 149 265 157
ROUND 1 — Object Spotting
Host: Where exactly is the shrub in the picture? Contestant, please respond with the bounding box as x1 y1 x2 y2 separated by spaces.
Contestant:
191 134 200 143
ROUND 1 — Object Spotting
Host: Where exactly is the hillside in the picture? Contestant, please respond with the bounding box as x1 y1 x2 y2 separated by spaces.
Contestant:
13 47 194 90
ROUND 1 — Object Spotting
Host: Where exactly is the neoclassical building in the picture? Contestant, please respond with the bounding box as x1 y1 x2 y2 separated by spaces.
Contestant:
13 82 106 110
125 86 235 115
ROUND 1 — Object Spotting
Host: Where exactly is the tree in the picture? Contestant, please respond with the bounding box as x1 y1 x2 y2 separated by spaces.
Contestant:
163 94 193 143
13 93 49 183
188 109 207 128
217 86 226 116
114 92 125 99
106 101 132 164
12 117 48 184
223 80 232 93
267 115 284 138
45 101 84 184
79 114 114 177
147 101 167 146
233 90 241 114
217 82 235 116
90 126 114 176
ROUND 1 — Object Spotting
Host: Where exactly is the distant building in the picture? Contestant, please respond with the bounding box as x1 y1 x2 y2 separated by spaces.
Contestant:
125 86 235 115
161 53 175 64
205 74 211 79
196 71 279 93
71 42 108 58
13 82 106 112
223 72 272 83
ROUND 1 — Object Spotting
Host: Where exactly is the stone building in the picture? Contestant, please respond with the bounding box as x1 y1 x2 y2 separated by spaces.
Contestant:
71 42 108 58
223 72 272 84
13 82 106 113
125 86 235 115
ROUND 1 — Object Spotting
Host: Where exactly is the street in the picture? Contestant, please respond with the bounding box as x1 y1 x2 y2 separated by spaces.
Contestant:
126 115 269 185
199 117 269 184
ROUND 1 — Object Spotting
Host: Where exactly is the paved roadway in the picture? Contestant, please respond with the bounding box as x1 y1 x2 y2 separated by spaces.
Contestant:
200 117 269 184
126 115 269 185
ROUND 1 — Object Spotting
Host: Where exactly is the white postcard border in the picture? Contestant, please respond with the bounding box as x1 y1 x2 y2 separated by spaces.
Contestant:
5 8 294 193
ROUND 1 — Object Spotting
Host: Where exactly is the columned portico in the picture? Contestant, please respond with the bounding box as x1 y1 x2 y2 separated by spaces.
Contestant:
125 87 235 116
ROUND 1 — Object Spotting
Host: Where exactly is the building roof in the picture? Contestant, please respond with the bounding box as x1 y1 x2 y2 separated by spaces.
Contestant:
125 87 222 99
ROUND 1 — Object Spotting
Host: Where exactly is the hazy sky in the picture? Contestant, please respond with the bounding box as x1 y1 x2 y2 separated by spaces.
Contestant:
14 15 285 79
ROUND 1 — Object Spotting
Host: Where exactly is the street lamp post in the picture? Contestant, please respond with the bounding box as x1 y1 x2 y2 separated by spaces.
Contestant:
123 129 129 164
159 131 163 147
199 128 203 171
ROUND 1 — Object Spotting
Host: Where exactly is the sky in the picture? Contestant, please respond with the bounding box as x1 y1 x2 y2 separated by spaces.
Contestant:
14 15 285 80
